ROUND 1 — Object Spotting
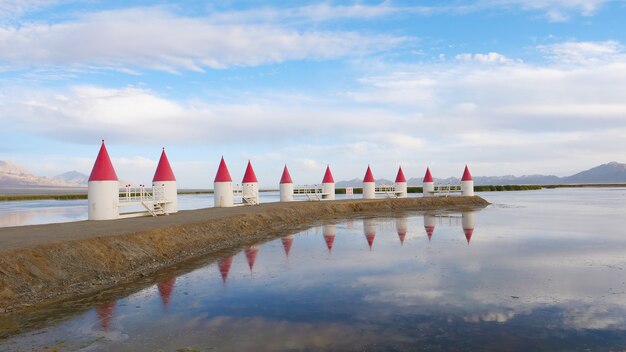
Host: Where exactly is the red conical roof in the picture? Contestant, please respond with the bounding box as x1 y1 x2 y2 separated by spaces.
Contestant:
423 167 433 182
464 228 474 243
324 234 335 251
363 165 375 182
395 166 407 183
157 278 176 308
245 246 259 271
366 233 375 250
242 160 258 183
398 231 406 245
282 236 294 257
218 256 233 283
425 225 435 241
462 165 473 181
214 156 232 182
280 165 293 184
322 165 334 183
89 140 118 181
152 148 176 182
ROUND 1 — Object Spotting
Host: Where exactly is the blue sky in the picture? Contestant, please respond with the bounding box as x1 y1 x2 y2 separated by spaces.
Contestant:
1 0 625 188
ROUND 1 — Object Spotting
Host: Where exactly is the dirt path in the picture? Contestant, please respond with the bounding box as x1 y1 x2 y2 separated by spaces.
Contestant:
0 197 488 315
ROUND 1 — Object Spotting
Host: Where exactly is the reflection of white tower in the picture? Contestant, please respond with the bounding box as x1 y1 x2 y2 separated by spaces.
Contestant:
395 216 408 245
363 218 377 250
279 165 294 202
282 235 294 257
461 165 475 196
242 160 259 205
323 224 336 252
424 213 435 241
362 165 375 199
88 140 119 220
322 165 335 200
394 166 408 198
152 148 177 213
214 157 233 207
423 167 434 197
462 211 476 244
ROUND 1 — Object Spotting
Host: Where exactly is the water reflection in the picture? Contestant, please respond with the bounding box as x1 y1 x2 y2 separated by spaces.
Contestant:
6 189 626 351
96 302 116 332
281 235 294 257
363 218 376 250
322 224 336 252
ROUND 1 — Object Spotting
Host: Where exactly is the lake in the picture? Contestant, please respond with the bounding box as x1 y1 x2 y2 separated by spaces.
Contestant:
2 188 626 351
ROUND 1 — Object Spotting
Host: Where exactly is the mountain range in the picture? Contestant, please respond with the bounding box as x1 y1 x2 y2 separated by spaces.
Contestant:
336 162 626 187
0 160 88 187
1 160 625 189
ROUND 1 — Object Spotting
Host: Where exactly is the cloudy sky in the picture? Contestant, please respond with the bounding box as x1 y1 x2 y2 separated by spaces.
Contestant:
1 0 625 188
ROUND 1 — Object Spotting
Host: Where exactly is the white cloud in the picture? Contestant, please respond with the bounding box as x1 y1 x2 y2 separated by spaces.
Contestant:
480 0 607 21
455 52 513 64
0 7 406 72
540 40 625 65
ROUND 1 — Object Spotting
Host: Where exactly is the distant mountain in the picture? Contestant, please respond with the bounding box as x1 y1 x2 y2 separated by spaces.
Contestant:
336 178 394 188
563 162 626 184
338 162 626 187
55 171 89 185
0 160 87 187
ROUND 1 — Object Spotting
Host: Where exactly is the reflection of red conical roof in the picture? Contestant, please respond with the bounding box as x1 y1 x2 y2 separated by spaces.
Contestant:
89 140 118 181
214 156 232 182
96 302 116 332
363 165 375 183
425 226 435 241
464 228 474 243
324 234 335 251
157 278 176 308
462 165 473 181
280 165 293 184
395 166 407 183
423 167 433 183
218 256 233 283
282 236 294 257
153 148 176 182
366 233 375 249
322 165 334 183
398 231 406 245
245 246 259 271
242 160 258 183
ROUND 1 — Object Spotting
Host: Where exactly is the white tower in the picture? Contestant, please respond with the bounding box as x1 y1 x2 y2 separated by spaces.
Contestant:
242 160 259 205
394 165 408 198
88 140 119 220
461 165 475 196
152 148 177 213
214 156 234 207
322 165 335 200
462 211 476 244
422 167 434 197
362 165 375 199
279 165 294 202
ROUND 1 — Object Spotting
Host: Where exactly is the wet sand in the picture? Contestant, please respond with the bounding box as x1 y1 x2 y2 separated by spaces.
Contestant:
0 196 488 315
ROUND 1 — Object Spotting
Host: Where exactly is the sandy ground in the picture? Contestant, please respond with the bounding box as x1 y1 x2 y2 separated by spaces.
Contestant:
0 197 488 316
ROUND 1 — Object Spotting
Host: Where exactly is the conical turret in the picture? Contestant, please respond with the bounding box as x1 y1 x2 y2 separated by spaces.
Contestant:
461 165 474 196
88 140 120 220
395 165 408 198
322 165 335 200
152 148 178 213
214 157 233 207
279 165 294 202
362 165 375 199
242 160 259 205
422 167 434 197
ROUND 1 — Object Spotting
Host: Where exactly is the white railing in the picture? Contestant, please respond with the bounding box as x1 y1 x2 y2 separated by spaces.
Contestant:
432 184 462 197
294 185 323 201
119 185 168 216
375 184 401 198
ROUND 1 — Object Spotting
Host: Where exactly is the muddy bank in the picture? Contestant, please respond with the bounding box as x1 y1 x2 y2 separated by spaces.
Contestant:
0 196 488 315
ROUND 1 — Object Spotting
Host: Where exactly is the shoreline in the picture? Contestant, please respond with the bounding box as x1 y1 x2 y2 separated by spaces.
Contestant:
0 197 488 316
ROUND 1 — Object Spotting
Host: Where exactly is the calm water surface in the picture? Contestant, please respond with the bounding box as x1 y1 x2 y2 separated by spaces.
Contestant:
2 188 626 351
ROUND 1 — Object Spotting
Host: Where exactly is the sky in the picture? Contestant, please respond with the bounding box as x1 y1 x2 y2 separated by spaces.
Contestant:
1 0 625 188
